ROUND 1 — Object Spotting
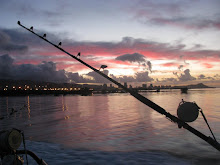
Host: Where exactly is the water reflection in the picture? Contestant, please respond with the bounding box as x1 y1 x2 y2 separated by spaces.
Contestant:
6 97 9 115
0 89 219 159
61 95 68 112
27 96 31 119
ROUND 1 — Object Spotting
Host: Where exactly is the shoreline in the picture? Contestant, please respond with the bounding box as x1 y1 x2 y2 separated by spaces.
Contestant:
0 87 216 96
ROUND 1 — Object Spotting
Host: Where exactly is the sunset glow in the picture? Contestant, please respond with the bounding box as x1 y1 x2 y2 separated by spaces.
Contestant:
0 0 220 86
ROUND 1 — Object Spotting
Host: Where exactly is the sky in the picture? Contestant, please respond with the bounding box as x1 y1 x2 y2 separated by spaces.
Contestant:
0 0 220 87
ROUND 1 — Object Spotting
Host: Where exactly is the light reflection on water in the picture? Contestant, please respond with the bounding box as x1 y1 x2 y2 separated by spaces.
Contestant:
0 88 219 160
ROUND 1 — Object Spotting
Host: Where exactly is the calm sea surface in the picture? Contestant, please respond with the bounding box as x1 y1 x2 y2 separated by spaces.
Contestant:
0 88 220 164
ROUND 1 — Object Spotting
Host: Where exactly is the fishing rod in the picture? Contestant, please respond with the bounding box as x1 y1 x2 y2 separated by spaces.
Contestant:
17 21 220 151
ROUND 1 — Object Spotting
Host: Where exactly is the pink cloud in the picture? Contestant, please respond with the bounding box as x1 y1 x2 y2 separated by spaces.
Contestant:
23 37 220 73
162 62 179 67
203 63 214 69
3 28 219 78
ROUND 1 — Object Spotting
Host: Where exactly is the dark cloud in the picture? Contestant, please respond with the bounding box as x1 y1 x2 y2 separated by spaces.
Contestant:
76 69 153 84
119 75 135 82
184 60 190 65
135 71 153 82
2 28 219 65
147 61 152 72
0 31 10 43
0 30 28 53
197 74 215 80
198 74 206 80
115 53 146 63
161 78 178 82
0 54 67 83
2 28 62 46
66 72 89 83
116 53 152 72
86 70 110 83
0 54 14 79
1 28 218 85
173 71 178 77
108 74 135 83
178 69 196 81
178 65 184 70
0 54 154 84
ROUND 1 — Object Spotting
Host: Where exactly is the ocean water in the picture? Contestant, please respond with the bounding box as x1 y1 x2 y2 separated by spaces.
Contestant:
0 88 219 165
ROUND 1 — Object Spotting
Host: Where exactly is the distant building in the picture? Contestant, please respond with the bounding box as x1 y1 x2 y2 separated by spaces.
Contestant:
149 84 153 89
142 84 147 88
124 82 127 88
103 83 107 90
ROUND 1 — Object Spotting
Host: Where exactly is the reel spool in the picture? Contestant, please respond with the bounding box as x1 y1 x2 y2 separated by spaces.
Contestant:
177 100 200 122
0 129 22 153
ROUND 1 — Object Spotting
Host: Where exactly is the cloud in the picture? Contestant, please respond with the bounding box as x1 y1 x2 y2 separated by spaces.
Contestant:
203 63 213 69
146 61 152 72
0 54 68 83
111 71 153 83
119 75 136 82
72 69 153 84
162 62 179 68
198 74 206 80
1 28 219 83
178 69 196 81
86 70 110 83
109 74 135 83
115 53 152 72
66 72 89 83
173 72 178 77
0 54 154 84
197 74 215 80
135 71 153 82
2 28 220 66
134 1 220 30
115 53 146 63
178 65 184 70
0 30 28 53
0 54 14 79
149 16 220 30
161 78 178 82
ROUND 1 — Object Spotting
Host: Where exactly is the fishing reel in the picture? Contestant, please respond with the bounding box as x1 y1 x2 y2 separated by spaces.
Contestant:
0 129 23 165
177 100 217 141
177 100 200 122
0 129 47 165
